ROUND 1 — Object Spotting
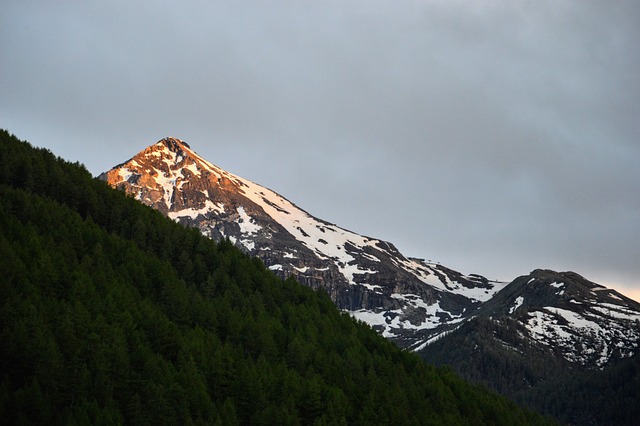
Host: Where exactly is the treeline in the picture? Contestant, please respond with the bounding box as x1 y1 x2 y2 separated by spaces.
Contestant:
0 130 552 425
421 315 640 425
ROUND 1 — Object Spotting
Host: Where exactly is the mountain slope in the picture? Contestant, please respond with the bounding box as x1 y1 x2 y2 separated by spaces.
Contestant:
1 130 553 424
100 137 507 349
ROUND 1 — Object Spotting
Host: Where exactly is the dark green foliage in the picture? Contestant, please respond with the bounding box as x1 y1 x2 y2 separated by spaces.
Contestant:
420 317 570 396
0 129 552 425
517 353 640 426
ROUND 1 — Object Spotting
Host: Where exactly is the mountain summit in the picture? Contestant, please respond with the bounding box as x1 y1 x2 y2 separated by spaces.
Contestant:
99 138 640 363
99 137 508 349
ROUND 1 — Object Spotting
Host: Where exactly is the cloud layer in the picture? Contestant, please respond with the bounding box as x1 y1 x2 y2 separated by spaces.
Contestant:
3 0 639 299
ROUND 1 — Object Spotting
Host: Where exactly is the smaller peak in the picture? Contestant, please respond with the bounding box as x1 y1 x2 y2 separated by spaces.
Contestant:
530 268 557 276
524 269 559 282
526 269 584 284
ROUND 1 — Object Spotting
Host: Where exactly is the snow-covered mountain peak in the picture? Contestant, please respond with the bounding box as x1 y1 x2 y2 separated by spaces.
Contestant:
145 137 226 178
99 137 510 348
156 136 191 149
473 269 640 367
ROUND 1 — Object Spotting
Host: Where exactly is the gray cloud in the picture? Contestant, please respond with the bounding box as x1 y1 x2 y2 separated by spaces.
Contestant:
2 0 639 299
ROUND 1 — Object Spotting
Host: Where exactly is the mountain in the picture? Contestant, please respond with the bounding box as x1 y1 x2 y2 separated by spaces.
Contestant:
99 138 640 358
100 137 640 424
0 129 552 424
471 268 639 366
99 137 509 350
421 269 640 424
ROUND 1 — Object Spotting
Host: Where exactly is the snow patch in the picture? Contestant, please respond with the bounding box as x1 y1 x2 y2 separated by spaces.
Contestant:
551 307 602 332
168 200 225 220
509 296 524 314
154 172 177 209
592 304 640 321
183 162 201 177
119 167 133 182
361 283 383 292
240 240 255 251
236 206 261 235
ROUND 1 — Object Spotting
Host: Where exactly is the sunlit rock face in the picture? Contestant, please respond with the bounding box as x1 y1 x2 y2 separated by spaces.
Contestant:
99 138 640 366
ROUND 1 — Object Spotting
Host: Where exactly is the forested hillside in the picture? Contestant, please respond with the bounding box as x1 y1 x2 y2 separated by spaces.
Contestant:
0 130 551 425
517 352 640 425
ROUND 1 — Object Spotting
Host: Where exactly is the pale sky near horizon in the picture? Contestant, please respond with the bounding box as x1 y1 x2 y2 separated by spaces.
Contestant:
2 1 639 301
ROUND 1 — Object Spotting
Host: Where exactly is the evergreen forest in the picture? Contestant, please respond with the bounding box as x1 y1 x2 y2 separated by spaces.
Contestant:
0 130 552 425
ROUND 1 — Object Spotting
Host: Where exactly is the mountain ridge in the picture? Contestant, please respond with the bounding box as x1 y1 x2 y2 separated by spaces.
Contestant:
99 137 640 369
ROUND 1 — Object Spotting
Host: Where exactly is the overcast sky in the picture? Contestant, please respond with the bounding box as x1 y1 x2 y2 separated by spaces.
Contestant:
3 0 639 301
